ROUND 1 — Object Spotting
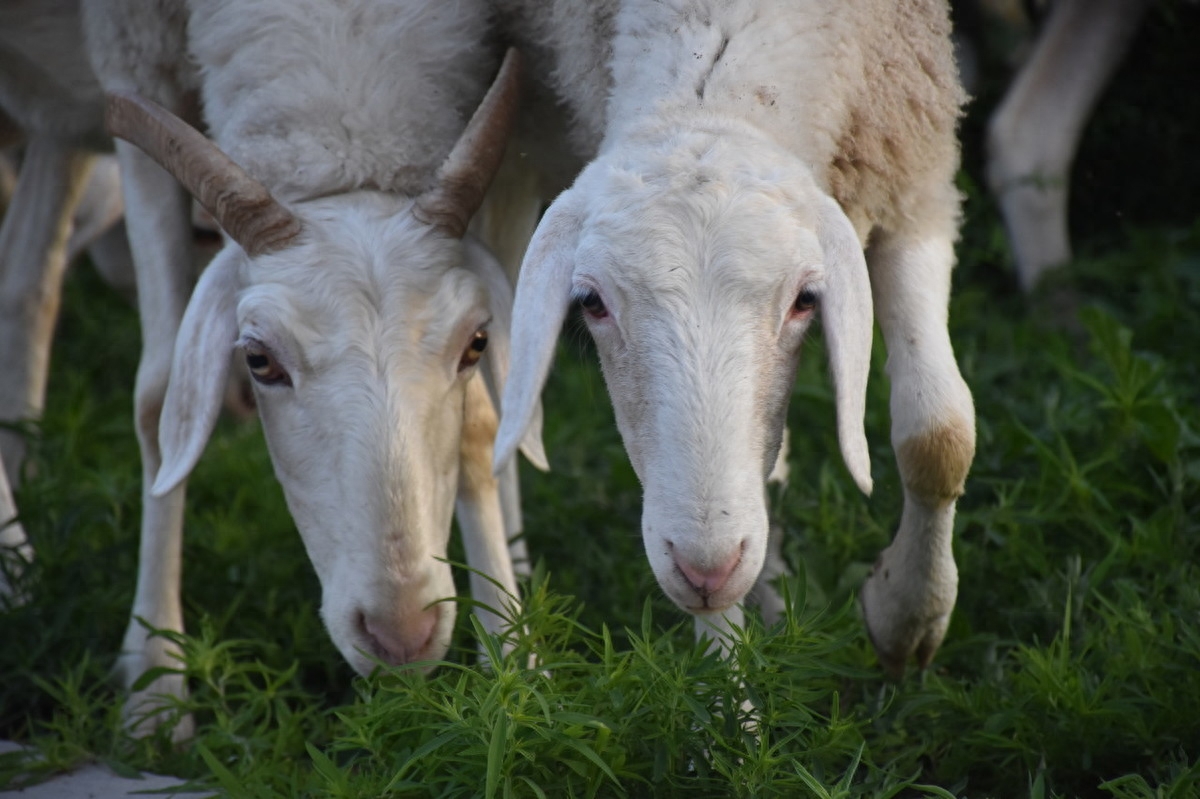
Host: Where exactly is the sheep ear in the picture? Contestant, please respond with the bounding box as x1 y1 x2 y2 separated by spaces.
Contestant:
815 194 874 495
151 248 240 496
462 238 549 470
492 190 583 474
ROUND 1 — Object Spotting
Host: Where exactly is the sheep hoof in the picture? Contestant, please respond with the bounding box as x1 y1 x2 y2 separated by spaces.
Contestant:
112 633 194 742
120 680 195 744
859 549 957 679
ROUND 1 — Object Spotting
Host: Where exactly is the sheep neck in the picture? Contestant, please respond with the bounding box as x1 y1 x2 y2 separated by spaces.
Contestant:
601 0 860 173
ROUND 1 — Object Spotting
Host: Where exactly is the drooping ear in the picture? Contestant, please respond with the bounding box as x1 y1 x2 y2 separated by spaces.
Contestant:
815 193 874 495
151 247 241 496
462 238 549 470
491 190 584 474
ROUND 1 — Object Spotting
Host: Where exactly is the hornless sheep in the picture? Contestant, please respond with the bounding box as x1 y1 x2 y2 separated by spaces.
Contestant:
0 0 108 490
0 1 247 601
493 0 976 675
0 0 118 599
83 0 542 736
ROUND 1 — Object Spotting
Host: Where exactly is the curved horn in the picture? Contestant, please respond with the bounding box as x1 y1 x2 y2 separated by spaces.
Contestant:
105 92 302 256
413 48 522 238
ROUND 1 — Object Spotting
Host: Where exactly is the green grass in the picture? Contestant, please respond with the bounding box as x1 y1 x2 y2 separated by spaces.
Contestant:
4 61 1200 796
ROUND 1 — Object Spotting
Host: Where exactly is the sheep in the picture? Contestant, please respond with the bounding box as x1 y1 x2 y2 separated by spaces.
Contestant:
0 151 125 600
0 0 109 490
0 1 243 601
0 0 116 601
985 0 1150 292
491 0 976 675
82 0 542 736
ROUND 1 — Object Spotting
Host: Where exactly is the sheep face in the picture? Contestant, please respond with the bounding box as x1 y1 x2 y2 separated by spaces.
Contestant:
499 130 873 616
158 193 512 675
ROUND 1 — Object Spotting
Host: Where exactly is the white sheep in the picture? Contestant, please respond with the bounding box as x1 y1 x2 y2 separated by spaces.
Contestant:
0 0 121 600
0 0 109 491
985 0 1149 291
492 0 976 675
82 0 542 736
0 2 245 601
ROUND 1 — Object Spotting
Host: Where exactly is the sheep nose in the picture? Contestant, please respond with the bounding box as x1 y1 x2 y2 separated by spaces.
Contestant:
359 606 439 666
668 541 744 597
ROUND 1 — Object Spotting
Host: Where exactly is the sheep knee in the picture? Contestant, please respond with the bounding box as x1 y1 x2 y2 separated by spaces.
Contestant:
895 416 975 503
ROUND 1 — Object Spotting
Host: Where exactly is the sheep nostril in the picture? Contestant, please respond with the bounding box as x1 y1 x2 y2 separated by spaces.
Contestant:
358 606 439 666
671 543 743 597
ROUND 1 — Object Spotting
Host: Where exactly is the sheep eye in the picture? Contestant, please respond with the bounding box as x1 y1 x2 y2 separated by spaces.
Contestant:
459 329 488 371
579 290 608 319
794 289 818 314
244 346 292 387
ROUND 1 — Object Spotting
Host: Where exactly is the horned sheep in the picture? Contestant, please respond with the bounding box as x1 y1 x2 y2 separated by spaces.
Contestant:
492 0 976 674
80 0 541 736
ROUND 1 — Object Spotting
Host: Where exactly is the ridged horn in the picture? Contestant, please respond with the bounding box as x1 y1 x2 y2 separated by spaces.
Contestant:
413 48 522 238
105 92 302 256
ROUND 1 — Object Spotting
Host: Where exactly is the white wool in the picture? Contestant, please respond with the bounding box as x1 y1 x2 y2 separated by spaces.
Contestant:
494 0 975 672
189 0 495 201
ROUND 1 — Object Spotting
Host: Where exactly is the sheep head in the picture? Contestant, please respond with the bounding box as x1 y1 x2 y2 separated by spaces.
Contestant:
107 50 534 675
497 125 873 616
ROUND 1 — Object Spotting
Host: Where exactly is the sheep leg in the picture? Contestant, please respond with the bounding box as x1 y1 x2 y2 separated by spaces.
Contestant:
66 155 126 266
0 139 94 485
861 232 975 678
694 604 745 654
496 458 530 578
746 434 791 626
0 151 16 216
85 222 138 303
0 456 32 601
986 0 1148 291
111 139 195 741
695 607 757 726
455 374 522 656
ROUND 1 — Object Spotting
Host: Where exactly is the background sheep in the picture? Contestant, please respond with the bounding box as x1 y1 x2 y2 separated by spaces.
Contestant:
0 1 246 599
0 0 107 505
83 0 540 736
0 1 128 600
983 0 1151 292
492 0 974 674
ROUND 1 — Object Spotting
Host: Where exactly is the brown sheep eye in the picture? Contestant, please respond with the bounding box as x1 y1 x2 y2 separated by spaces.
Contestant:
794 289 818 314
244 345 292 387
459 329 488 371
580 290 608 319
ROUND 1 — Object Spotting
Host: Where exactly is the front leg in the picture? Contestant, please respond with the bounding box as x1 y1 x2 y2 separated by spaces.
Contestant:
455 374 521 656
861 231 975 677
694 605 745 655
111 140 195 740
744 433 792 627
496 458 530 578
0 139 94 484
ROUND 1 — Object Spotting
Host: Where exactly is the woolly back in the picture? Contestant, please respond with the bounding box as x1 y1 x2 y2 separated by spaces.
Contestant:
189 0 496 202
